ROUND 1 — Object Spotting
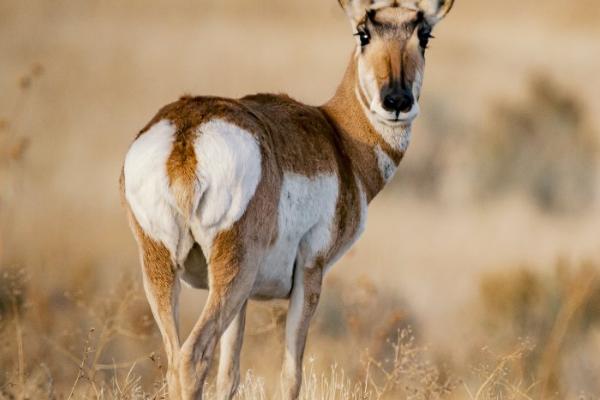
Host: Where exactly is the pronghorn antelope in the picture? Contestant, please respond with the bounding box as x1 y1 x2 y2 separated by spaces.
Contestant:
121 0 454 398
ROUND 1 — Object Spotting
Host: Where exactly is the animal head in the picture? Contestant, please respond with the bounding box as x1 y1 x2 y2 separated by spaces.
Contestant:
338 0 454 126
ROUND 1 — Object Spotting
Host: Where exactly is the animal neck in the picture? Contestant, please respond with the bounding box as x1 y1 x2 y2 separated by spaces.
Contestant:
320 53 412 202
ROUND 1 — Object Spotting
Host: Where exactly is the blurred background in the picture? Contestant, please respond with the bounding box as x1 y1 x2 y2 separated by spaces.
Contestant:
1 0 600 398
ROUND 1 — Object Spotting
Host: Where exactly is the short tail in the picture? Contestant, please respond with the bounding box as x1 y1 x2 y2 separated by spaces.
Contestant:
166 126 203 221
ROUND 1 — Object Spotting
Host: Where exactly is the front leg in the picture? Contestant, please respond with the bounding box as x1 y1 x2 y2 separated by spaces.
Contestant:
281 263 323 400
216 301 247 400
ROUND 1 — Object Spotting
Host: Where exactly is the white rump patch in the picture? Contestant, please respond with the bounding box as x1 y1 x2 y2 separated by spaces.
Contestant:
190 119 262 256
124 120 180 255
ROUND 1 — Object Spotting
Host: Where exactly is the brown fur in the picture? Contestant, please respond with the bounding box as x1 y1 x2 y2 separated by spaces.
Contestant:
167 125 198 218
121 2 455 398
207 115 281 295
176 142 280 399
124 204 184 397
134 50 408 252
323 55 404 201
133 88 373 271
135 219 176 310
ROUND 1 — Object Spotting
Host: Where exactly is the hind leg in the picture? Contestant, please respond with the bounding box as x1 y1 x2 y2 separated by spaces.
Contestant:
132 221 183 399
178 232 259 399
216 301 247 400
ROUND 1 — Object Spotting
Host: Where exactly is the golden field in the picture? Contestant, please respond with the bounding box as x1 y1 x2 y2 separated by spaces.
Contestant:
1 0 600 398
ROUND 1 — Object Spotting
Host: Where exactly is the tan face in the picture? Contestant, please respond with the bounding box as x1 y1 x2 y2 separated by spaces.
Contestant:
354 6 430 126
339 0 454 127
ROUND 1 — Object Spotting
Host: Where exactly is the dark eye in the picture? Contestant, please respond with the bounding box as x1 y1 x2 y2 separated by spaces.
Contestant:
354 28 371 47
417 25 433 50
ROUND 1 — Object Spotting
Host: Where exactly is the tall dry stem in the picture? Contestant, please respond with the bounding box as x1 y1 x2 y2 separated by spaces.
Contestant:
537 266 598 398
11 297 25 400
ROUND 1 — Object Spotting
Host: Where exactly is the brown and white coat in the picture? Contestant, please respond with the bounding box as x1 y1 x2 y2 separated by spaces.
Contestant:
120 1 454 399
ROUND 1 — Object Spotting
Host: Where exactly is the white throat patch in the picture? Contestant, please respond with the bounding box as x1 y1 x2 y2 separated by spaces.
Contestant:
374 144 398 183
355 84 413 154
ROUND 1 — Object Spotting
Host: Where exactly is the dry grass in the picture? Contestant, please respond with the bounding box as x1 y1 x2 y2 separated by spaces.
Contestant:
2 0 600 399
3 264 600 399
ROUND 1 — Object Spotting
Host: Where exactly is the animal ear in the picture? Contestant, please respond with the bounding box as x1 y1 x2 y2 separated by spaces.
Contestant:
338 0 393 28
418 0 455 25
338 0 369 27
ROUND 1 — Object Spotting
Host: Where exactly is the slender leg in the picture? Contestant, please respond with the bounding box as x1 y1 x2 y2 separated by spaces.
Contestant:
216 302 247 400
137 232 183 399
281 264 323 400
177 162 275 399
178 239 258 400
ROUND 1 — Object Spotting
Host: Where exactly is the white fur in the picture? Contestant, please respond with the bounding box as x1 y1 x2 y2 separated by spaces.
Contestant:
189 119 262 260
355 84 413 153
374 144 398 183
357 57 379 111
413 70 424 102
252 173 339 298
356 179 368 237
124 120 181 257
283 263 305 375
217 307 244 394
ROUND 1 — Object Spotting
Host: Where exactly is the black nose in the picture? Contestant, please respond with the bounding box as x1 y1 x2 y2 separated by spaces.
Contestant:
382 91 414 113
